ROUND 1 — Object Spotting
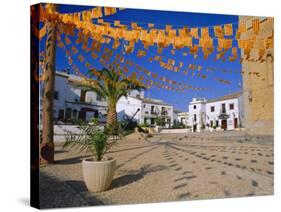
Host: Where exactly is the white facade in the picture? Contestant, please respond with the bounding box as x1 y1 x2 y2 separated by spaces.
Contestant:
116 96 173 127
188 93 243 132
116 96 142 122
40 71 107 123
177 112 190 126
189 98 207 132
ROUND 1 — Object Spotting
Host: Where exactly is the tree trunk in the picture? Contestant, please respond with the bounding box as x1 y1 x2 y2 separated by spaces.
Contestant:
106 101 118 134
40 18 57 164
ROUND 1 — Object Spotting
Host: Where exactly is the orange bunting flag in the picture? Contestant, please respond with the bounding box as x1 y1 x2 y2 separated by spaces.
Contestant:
179 27 188 37
189 45 198 55
39 24 46 40
111 39 119 49
114 20 121 26
131 22 138 29
252 19 260 34
64 36 71 45
199 37 213 48
190 28 199 39
201 27 209 38
165 25 172 31
232 47 237 56
157 46 163 54
224 39 232 49
156 30 165 44
104 7 117 16
92 7 103 18
224 24 233 36
91 51 98 59
71 46 78 54
97 19 104 24
214 25 224 38
168 29 177 38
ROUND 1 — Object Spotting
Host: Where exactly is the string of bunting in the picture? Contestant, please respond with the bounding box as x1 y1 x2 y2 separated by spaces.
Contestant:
59 24 262 88
39 3 273 60
57 27 209 92
59 21 269 88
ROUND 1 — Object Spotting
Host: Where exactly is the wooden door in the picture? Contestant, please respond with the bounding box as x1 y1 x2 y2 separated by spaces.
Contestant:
221 120 227 130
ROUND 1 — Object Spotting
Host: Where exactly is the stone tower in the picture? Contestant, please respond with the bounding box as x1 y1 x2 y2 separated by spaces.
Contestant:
239 16 274 135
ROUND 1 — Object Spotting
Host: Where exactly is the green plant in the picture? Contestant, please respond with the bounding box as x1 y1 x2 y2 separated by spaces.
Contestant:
63 118 118 161
139 123 149 128
155 117 166 126
170 121 186 129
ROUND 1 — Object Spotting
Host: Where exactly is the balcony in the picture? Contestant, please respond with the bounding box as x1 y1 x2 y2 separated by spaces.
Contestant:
160 111 168 116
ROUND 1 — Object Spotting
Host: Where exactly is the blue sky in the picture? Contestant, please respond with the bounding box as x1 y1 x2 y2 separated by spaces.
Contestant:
40 4 242 111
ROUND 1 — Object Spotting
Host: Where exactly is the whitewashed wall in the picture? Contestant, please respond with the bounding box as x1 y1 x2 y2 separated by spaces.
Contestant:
116 96 142 122
206 98 240 130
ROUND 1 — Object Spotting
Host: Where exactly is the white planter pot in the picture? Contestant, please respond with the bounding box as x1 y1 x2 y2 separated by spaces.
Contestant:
82 158 116 192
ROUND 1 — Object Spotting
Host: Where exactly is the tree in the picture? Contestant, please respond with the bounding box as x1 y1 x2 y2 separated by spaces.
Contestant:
40 4 57 164
75 68 145 134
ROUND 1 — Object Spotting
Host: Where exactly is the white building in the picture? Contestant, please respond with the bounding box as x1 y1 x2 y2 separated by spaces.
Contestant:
40 71 173 126
177 112 190 126
188 92 243 132
116 95 173 127
40 71 107 123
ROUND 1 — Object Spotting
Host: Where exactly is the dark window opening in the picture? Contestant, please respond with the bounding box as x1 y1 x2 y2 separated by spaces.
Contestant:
72 109 77 118
54 91 59 100
211 106 215 112
222 103 226 113
58 109 64 121
151 106 155 114
229 103 234 110
65 108 72 120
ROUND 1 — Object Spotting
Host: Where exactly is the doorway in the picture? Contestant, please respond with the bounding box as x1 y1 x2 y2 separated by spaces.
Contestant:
221 120 227 130
79 110 86 121
234 118 238 128
193 124 197 132
58 109 64 121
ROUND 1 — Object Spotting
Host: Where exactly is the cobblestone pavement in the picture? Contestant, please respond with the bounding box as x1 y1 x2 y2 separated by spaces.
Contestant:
40 131 274 208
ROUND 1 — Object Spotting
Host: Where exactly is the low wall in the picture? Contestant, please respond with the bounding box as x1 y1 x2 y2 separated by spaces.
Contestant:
159 128 191 134
53 125 104 142
54 125 81 143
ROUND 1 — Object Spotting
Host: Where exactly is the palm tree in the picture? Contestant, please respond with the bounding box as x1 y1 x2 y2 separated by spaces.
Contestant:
76 68 145 134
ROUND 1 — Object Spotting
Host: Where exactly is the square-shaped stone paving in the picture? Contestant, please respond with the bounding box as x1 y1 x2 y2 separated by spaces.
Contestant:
40 131 273 209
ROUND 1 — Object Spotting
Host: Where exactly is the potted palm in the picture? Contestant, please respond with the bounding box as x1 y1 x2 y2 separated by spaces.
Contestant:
64 119 118 192
65 68 145 192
